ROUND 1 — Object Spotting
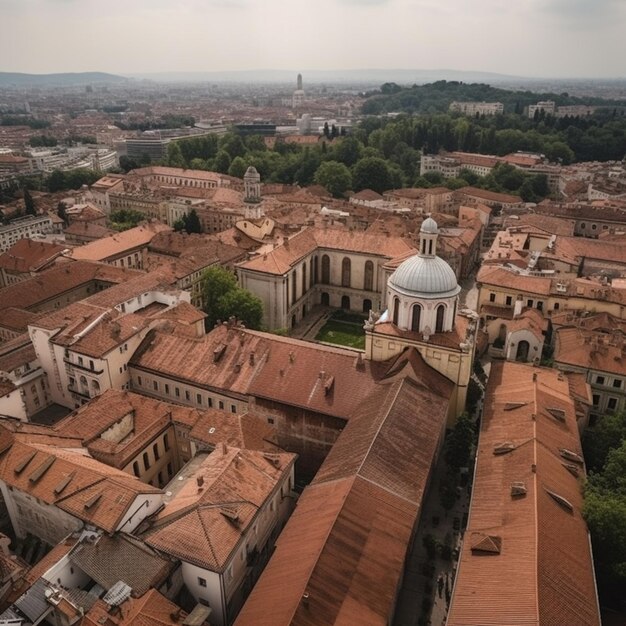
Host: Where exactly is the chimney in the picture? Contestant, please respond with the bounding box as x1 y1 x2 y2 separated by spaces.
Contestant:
197 476 204 488
249 352 255 365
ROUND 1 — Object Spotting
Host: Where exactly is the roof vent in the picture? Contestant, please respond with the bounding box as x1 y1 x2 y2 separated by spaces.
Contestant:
470 532 502 554
84 491 102 509
493 442 515 455
545 489 574 513
324 375 335 395
547 407 566 422
511 481 527 497
220 506 240 524
54 470 76 495
504 402 527 411
14 450 37 475
28 456 55 483
263 453 281 468
213 344 226 363
559 448 584 464
562 462 580 477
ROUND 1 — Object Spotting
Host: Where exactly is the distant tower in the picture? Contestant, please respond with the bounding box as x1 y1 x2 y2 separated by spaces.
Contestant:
244 166 263 219
292 73 305 109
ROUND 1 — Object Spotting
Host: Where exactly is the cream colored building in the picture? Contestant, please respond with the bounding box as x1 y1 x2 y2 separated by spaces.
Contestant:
365 218 477 421
237 227 415 330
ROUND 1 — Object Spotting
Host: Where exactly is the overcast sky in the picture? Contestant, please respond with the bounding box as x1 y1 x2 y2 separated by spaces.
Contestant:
1 0 625 78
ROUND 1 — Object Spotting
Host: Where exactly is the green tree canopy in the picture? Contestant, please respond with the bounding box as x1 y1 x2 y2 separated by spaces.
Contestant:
351 157 393 194
167 142 186 169
23 189 36 216
583 410 626 473
444 412 476 472
228 156 248 179
214 150 231 174
314 161 352 198
200 266 263 330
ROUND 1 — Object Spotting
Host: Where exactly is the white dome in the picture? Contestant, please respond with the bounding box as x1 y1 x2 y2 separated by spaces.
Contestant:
420 217 439 234
389 254 460 299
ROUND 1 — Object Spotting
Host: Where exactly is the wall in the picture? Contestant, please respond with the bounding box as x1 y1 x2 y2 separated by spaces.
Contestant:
123 425 179 488
181 562 225 626
0 482 83 546
115 493 163 534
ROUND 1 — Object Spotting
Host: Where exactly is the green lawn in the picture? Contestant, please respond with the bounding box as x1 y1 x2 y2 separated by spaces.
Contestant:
315 319 365 350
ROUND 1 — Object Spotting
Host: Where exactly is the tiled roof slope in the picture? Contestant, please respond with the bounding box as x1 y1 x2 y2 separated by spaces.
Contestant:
144 446 295 571
446 361 600 626
131 324 386 419
235 351 451 626
239 226 415 275
0 428 161 533
0 239 66 273
81 588 185 626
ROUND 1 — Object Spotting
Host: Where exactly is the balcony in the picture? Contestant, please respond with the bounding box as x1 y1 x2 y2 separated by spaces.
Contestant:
67 385 91 400
63 358 103 375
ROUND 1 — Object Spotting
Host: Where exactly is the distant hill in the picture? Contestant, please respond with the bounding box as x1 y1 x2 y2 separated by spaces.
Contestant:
0 72 128 87
361 80 626 115
128 68 526 85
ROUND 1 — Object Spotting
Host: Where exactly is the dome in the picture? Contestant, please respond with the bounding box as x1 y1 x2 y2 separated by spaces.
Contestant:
244 166 259 178
389 254 460 299
420 217 439 234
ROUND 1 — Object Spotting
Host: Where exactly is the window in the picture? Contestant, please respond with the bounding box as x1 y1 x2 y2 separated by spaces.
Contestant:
302 263 307 295
435 304 446 333
219 401 224 410
196 393 202 404
175 387 180 398
505 296 512 306
208 398 213 408
592 394 600 406
167 462 173 477
89 360 94 370
489 292 496 303
411 305 421 332
608 397 618 411
364 260 374 291
78 357 83 366
527 299 534 308
143 452 150 470
596 375 605 385
231 405 236 413
537 301 543 311
392 297 399 326
321 255 330 284
267 417 275 425
153 443 160 460
164 434 169 451
137 376 142 386
553 302 560 311
612 379 622 389
341 257 351 288
164 384 170 395
198 577 207 588
133 461 140 477
185 390 190 401
291 271 296 304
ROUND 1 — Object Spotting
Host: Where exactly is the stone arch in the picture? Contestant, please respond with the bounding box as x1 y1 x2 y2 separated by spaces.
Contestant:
364 260 374 291
321 255 330 284
435 304 446 333
341 257 351 288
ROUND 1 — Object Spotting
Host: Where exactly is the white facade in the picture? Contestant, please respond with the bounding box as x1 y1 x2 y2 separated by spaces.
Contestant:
0 216 55 252
449 101 504 116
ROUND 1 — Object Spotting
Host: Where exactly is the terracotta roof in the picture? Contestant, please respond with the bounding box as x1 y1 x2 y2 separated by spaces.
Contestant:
477 265 553 296
81 589 186 626
70 534 174 598
446 361 600 626
0 428 161 533
131 324 386 420
235 364 451 626
0 334 37 373
70 222 171 262
457 186 522 204
239 226 415 276
0 239 66 274
64 222 117 239
144 446 295 571
554 326 626 376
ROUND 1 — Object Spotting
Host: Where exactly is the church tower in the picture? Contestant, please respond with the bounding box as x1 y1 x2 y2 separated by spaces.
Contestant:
364 217 477 422
243 165 263 219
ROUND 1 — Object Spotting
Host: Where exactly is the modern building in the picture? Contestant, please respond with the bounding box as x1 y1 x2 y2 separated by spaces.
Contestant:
528 100 556 118
0 215 55 253
449 101 504 116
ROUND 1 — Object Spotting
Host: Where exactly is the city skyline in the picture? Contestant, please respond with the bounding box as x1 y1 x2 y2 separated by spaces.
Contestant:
1 0 625 78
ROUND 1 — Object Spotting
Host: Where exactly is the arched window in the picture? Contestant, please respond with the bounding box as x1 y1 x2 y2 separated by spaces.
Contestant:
411 305 422 332
364 260 374 291
314 256 319 284
291 271 297 304
302 264 307 295
435 304 446 333
392 297 400 325
321 255 330 284
341 257 351 288
310 258 314 288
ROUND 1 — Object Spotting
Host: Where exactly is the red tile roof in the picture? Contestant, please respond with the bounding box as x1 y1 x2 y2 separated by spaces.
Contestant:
446 361 600 626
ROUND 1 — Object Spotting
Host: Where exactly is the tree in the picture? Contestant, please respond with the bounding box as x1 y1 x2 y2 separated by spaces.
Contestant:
200 266 264 330
218 288 263 330
119 155 140 173
214 150 231 174
332 136 363 167
351 157 393 194
184 209 202 234
167 143 186 169
314 161 352 197
228 156 248 179
584 441 626 607
57 201 69 226
445 412 475 472
23 189 36 216
47 170 66 193
219 134 246 159
583 410 626 473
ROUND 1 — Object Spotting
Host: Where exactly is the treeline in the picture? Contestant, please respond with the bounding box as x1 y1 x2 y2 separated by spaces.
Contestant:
0 115 50 129
583 411 626 611
113 114 195 132
362 80 626 115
